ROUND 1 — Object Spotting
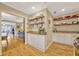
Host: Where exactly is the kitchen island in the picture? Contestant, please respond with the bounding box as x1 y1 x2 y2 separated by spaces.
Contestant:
27 31 47 52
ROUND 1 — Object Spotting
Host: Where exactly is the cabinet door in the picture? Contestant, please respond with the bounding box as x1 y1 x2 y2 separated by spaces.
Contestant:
60 34 66 44
64 35 74 45
27 34 31 45
53 34 64 43
28 34 34 45
32 35 38 48
33 35 45 51
53 33 74 45
28 34 45 51
53 34 60 42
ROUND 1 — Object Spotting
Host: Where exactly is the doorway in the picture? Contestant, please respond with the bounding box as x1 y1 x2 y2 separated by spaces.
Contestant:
0 12 25 53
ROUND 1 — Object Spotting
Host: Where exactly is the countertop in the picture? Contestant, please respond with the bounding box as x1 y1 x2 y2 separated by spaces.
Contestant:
27 31 47 35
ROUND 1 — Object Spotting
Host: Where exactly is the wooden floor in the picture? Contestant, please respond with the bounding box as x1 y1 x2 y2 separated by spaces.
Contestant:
3 37 74 56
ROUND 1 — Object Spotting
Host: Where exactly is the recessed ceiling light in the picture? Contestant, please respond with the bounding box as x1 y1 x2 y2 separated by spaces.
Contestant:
61 8 65 11
32 6 35 10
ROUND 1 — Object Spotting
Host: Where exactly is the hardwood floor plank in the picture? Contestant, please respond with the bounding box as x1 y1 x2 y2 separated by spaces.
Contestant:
3 37 74 56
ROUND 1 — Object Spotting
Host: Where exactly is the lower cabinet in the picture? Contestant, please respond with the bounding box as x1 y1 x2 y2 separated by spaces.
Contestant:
53 33 74 46
27 33 46 52
27 33 74 52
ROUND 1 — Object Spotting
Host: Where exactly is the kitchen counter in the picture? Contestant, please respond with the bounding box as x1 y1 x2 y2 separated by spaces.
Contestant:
27 31 47 35
25 31 77 51
27 33 47 52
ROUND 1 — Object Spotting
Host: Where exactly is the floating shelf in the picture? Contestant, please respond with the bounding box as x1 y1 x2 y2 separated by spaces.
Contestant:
54 14 79 21
27 15 46 35
54 22 79 26
29 15 44 21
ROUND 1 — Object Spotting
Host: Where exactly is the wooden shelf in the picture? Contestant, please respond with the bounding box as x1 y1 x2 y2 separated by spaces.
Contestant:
29 22 44 25
54 23 79 26
29 15 44 21
54 14 79 21
54 18 79 21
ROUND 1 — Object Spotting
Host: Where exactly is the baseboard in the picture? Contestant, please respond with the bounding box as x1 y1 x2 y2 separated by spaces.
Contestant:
53 41 74 47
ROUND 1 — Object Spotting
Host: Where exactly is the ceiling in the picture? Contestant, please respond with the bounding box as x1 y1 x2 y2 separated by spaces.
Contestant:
2 2 79 16
2 12 24 23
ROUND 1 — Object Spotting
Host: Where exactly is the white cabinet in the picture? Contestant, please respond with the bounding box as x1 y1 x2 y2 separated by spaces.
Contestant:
28 34 35 45
64 35 74 45
53 33 74 46
27 33 46 52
